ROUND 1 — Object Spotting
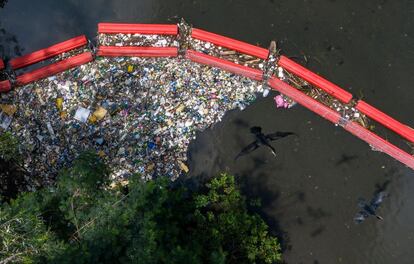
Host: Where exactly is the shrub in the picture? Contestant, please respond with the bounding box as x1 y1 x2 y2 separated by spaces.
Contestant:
0 152 281 263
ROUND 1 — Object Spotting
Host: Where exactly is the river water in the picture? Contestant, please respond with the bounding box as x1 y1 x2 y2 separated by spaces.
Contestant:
1 0 414 263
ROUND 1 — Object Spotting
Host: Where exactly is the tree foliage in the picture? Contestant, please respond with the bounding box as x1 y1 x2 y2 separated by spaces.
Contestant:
0 151 281 264
0 132 19 162
0 132 27 201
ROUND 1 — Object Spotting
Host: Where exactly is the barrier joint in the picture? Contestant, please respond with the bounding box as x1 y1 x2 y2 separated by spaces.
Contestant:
177 18 192 57
262 40 280 84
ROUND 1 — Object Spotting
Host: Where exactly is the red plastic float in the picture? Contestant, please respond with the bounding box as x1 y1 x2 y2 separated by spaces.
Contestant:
1 22 412 170
97 46 178 57
0 80 11 93
185 50 263 81
16 52 93 86
356 100 414 143
0 59 4 70
98 23 178 35
268 76 414 170
278 56 353 104
344 121 414 170
191 28 269 59
9 35 88 70
268 77 341 124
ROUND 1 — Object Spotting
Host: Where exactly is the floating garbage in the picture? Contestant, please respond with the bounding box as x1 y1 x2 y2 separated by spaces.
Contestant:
74 107 91 123
2 21 412 189
0 104 17 116
274 95 290 108
281 67 368 127
98 33 179 47
0 51 262 186
0 112 12 130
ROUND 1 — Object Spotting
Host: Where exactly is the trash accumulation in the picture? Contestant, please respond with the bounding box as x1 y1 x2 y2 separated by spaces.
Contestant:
189 38 265 70
98 33 179 47
280 67 369 127
0 55 262 187
0 22 374 189
54 47 91 62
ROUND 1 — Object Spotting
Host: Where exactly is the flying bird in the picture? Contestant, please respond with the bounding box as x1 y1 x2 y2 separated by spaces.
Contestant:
235 126 295 160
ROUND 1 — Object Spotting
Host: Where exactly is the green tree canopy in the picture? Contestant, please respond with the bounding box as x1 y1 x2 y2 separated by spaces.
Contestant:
0 151 281 264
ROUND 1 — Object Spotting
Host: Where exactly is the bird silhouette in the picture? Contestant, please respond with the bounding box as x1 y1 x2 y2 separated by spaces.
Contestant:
354 192 387 224
235 126 295 160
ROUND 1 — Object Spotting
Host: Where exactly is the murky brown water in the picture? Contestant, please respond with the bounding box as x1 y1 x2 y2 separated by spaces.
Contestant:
1 0 414 263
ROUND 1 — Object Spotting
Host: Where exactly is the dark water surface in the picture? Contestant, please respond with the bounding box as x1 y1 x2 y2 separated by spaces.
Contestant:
1 0 414 263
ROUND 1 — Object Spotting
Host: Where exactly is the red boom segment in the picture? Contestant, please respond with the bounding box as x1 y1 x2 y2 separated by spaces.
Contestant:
268 76 414 170
185 50 263 81
344 121 414 170
268 77 342 124
9 35 88 70
356 100 414 143
16 52 93 86
0 59 4 70
0 80 11 93
191 28 269 60
98 23 178 35
97 46 178 57
278 56 353 104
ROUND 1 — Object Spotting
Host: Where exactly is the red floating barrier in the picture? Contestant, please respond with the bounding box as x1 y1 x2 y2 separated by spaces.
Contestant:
191 28 269 60
97 46 178 57
344 121 414 170
0 80 11 93
16 52 93 86
268 77 341 124
9 35 88 70
98 23 178 35
0 59 4 70
356 100 414 143
268 77 414 169
278 56 353 104
185 50 263 81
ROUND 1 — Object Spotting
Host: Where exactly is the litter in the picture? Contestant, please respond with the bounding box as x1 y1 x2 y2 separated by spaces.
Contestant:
0 112 12 129
274 94 295 109
74 107 91 123
92 106 108 121
0 104 17 116
177 160 189 173
46 122 56 139
1 50 263 186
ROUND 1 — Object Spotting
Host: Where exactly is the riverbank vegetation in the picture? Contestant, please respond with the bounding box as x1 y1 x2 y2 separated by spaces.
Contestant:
0 145 281 263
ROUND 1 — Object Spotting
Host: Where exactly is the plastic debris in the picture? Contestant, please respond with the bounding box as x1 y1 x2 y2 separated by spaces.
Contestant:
274 95 293 108
0 112 12 129
46 122 56 139
92 106 107 121
281 65 368 127
0 104 17 116
262 88 270 97
190 38 265 70
177 160 189 173
98 33 179 47
56 98 63 111
1 34 266 187
96 138 104 145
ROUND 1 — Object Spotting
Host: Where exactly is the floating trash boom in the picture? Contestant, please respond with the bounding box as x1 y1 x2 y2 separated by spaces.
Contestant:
0 21 413 171
9 35 88 70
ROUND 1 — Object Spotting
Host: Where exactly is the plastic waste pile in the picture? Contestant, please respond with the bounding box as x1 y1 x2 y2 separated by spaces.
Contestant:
2 20 414 190
0 49 263 186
